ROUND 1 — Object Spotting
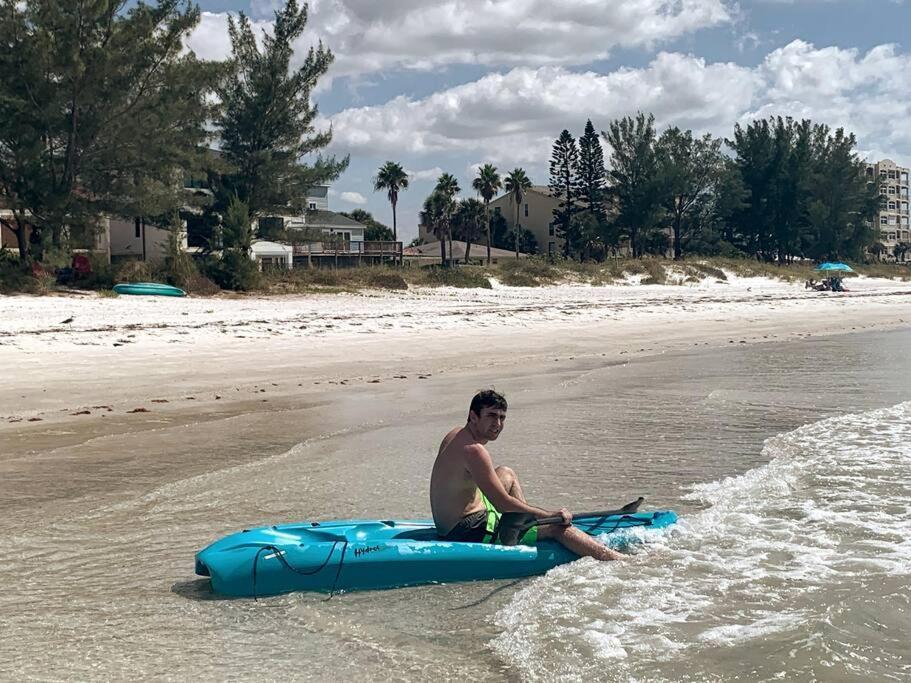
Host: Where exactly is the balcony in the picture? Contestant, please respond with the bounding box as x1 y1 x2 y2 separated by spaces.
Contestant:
292 240 402 256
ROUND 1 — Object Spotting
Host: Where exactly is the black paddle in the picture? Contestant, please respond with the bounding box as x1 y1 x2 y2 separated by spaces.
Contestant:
495 496 645 546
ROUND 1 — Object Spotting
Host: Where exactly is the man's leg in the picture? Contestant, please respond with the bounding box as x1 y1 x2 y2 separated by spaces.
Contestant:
538 523 625 561
494 466 527 503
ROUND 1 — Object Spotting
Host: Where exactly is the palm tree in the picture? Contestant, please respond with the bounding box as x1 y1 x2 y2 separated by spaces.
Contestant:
435 173 461 266
420 191 448 266
504 168 532 258
472 164 502 265
453 198 485 263
373 161 409 242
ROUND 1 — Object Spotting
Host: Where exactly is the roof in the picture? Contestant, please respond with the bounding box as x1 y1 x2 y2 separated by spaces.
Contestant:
489 185 559 205
251 240 292 255
305 210 364 229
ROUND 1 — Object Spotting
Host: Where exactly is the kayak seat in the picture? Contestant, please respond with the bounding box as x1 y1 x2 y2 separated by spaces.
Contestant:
391 528 445 542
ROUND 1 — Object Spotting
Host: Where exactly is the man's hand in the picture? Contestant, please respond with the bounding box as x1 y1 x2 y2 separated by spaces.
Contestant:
553 507 572 526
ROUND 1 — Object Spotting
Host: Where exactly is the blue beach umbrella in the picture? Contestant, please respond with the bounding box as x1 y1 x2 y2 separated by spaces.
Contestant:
815 262 855 274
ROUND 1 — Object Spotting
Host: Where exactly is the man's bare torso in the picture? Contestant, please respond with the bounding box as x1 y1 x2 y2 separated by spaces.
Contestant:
430 426 486 534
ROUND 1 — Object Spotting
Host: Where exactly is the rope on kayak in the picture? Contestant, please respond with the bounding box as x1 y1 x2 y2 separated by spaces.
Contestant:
251 541 348 601
582 515 653 537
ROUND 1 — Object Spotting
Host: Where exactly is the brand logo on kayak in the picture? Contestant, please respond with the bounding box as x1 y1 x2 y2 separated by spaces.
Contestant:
354 545 383 557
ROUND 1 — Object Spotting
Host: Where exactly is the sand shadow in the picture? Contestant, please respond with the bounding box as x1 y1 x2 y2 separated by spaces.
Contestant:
171 578 225 601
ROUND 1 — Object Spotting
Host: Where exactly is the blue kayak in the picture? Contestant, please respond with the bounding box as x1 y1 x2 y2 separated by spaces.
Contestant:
195 510 678 597
112 282 186 297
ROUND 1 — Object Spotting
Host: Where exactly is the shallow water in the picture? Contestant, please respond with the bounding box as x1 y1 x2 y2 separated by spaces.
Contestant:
2 329 910 681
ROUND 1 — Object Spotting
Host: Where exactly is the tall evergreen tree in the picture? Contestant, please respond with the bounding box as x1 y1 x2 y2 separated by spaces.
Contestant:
548 130 579 257
603 113 662 258
215 0 348 248
472 164 502 265
655 127 725 260
575 119 608 225
0 0 216 260
727 116 878 262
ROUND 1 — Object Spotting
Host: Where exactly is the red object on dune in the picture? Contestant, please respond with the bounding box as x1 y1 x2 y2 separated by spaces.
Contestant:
72 253 91 275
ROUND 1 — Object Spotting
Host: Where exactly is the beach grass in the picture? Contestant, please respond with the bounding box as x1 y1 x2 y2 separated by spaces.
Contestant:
2 251 909 295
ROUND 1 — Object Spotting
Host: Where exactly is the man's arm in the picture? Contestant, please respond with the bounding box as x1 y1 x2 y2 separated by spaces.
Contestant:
463 444 554 518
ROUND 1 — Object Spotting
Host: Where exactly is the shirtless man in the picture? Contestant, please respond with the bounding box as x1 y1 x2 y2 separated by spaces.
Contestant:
430 389 625 560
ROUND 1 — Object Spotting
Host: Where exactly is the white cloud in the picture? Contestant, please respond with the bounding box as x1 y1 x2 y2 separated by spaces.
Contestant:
339 191 367 205
406 167 444 182
325 41 911 170
327 53 758 168
187 1 732 78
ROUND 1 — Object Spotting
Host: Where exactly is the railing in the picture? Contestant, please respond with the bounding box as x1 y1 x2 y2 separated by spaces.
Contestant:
292 240 402 256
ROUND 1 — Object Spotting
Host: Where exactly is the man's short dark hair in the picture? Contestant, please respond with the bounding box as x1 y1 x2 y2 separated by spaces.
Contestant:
469 389 507 416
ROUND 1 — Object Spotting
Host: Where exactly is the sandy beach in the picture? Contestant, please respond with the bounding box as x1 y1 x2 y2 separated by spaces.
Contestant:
2 275 910 521
2 274 911 680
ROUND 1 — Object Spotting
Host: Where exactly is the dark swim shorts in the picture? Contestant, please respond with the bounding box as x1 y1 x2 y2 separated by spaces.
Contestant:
440 492 538 545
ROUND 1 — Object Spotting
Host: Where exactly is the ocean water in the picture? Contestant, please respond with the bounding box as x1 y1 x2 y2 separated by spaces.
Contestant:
1 328 910 681
492 402 911 682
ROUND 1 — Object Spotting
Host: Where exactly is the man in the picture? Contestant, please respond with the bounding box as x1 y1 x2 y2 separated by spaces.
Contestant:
430 389 625 560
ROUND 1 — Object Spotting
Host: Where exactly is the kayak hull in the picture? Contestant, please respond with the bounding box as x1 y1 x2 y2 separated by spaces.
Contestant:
195 511 677 597
112 282 186 297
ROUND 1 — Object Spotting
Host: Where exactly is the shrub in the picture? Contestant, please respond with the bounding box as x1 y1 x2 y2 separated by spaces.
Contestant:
412 265 492 288
206 249 261 291
365 269 407 290
496 257 560 286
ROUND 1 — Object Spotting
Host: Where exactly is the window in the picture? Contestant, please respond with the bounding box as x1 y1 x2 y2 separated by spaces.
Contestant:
524 203 529 217
888 201 896 210
134 218 141 239
881 215 889 225
548 241 556 256
902 172 909 183
548 224 555 236
494 206 501 215
880 170 887 177
866 167 873 176
309 202 317 210
903 202 909 213
904 216 910 226
888 186 896 195
888 170 896 179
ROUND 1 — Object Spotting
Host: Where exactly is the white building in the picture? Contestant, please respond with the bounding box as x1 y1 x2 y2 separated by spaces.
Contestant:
867 159 911 262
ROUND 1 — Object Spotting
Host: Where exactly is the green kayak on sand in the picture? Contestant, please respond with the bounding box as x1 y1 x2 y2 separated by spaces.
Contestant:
112 282 186 297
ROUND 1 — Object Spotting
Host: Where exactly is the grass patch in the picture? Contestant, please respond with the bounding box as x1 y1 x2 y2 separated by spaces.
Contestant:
409 265 492 289
495 258 562 286
853 262 911 281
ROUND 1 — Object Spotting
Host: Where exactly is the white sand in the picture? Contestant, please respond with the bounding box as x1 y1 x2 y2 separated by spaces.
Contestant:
2 274 910 421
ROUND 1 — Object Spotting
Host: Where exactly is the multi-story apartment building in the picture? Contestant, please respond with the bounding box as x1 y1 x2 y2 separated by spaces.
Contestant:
867 159 910 262
488 186 565 257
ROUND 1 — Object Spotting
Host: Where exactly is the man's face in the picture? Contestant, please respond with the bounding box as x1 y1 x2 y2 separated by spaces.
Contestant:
471 407 506 441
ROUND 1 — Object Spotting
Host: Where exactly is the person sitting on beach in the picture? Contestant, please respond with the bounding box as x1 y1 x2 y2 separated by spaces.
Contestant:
429 389 625 560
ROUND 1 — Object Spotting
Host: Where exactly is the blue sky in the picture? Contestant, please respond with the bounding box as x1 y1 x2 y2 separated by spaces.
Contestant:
189 0 911 242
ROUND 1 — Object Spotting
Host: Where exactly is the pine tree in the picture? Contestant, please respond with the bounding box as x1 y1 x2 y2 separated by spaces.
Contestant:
548 130 578 257
0 0 216 260
603 113 662 258
575 120 607 225
215 0 348 235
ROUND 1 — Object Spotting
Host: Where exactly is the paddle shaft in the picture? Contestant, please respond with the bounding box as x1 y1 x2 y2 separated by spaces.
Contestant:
527 509 635 530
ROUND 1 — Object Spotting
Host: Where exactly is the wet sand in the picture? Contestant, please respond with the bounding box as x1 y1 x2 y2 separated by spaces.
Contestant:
1 279 911 680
